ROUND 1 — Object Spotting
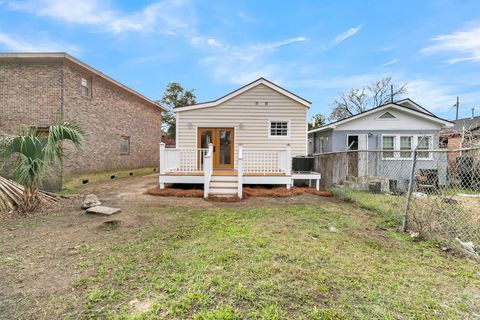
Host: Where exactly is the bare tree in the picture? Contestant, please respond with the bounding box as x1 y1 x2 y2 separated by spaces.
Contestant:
329 77 408 121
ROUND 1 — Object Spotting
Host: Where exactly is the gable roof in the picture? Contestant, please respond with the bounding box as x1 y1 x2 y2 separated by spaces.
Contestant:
174 77 311 112
396 98 434 115
308 100 453 134
0 52 167 112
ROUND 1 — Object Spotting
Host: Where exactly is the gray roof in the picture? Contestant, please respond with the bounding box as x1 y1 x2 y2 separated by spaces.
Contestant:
453 116 480 131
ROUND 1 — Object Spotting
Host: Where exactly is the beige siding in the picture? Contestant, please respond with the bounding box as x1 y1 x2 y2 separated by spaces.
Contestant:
177 84 307 166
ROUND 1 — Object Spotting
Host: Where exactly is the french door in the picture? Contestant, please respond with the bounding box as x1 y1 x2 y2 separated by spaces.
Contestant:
198 128 234 169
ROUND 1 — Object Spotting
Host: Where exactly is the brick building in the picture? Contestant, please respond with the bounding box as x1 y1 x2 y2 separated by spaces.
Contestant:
0 52 165 190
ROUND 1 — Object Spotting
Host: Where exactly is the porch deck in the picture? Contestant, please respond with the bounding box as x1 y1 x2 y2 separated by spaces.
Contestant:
159 143 320 198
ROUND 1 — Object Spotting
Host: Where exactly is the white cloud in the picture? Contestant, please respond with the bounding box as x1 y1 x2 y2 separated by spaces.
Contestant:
198 37 307 84
377 58 399 68
0 31 78 52
6 0 194 34
421 25 480 63
332 25 362 47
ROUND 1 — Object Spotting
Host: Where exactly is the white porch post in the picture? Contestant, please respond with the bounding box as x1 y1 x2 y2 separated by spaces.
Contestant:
159 142 166 189
286 144 292 189
237 144 243 199
203 143 213 198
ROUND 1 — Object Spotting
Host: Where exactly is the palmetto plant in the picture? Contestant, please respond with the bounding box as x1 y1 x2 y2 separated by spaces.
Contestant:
0 122 84 212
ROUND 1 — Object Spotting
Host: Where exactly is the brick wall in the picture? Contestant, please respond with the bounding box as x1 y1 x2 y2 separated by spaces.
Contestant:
0 56 162 189
0 59 64 189
0 59 63 133
61 60 163 177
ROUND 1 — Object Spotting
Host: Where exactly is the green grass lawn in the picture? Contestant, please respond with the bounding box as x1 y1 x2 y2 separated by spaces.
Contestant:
55 203 479 319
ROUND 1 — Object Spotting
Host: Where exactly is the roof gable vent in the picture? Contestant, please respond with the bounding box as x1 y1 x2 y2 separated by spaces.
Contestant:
379 111 396 119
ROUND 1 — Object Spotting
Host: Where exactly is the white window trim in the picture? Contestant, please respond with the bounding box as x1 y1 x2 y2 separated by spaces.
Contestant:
381 135 397 160
381 134 434 160
268 119 290 139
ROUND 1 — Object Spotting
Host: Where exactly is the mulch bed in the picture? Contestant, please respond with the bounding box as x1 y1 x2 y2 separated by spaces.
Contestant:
244 187 333 198
145 187 203 197
145 186 333 199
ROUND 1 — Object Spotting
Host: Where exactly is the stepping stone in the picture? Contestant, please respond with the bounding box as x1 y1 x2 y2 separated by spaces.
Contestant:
86 206 121 216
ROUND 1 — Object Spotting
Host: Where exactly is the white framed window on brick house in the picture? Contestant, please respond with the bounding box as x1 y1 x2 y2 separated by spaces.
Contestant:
81 77 91 97
120 136 130 155
382 134 433 160
268 120 290 138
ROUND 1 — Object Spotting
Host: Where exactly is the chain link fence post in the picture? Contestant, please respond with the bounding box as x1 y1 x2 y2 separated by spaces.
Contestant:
402 149 417 232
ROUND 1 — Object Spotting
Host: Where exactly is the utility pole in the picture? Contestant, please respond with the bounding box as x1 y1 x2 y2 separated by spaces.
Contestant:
472 107 475 119
455 96 459 120
390 84 394 103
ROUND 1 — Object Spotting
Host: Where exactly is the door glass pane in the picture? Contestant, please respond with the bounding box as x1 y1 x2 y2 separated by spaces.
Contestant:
199 129 213 167
200 130 213 148
219 130 232 165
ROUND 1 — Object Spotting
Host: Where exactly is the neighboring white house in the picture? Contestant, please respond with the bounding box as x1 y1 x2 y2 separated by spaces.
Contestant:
159 78 319 198
308 98 454 190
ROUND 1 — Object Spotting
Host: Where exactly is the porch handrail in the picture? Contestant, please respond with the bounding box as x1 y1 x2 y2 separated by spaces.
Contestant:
203 143 213 198
160 144 208 173
237 144 243 199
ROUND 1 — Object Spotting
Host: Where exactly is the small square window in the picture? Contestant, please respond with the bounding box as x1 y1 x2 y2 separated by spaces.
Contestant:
81 77 91 97
269 121 289 137
120 136 130 155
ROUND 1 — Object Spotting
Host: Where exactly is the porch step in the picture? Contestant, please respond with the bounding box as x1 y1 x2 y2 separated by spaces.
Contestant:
208 187 238 195
210 175 238 182
210 181 238 188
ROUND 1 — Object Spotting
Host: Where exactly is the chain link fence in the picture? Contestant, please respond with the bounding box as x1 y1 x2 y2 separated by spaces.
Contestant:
314 147 480 254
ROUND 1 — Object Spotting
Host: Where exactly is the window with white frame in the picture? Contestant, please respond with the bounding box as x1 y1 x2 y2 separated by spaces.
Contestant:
417 136 431 159
400 136 413 158
382 134 433 160
269 120 289 137
382 136 395 158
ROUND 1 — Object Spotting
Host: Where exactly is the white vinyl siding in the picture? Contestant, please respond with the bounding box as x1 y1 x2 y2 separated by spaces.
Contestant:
176 84 307 165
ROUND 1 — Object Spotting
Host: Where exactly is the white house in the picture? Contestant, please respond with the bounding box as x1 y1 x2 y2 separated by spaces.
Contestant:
159 78 320 198
308 99 454 190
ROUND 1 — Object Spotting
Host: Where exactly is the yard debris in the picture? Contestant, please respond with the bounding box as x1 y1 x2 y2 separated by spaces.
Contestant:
328 226 338 232
410 231 420 239
86 206 121 216
0 175 59 214
412 192 427 198
455 238 478 256
81 194 101 209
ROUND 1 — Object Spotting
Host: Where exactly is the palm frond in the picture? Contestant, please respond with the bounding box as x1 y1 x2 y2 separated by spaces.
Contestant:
44 122 85 163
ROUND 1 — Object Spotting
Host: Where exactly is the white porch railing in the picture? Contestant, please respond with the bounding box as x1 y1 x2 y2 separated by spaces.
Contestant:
242 144 292 175
159 143 208 174
203 143 213 198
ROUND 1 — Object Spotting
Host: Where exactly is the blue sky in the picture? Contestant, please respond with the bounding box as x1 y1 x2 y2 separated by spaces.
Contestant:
1 0 480 120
